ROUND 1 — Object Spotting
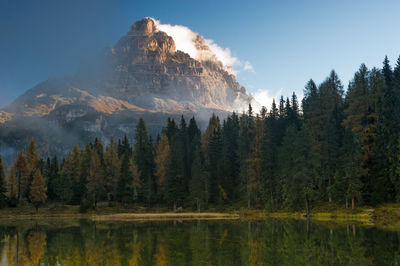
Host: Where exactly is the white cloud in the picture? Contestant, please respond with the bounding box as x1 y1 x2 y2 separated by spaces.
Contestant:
151 18 253 75
244 61 254 72
251 88 284 112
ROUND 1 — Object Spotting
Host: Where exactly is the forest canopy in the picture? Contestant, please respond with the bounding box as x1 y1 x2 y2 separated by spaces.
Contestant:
1 56 400 213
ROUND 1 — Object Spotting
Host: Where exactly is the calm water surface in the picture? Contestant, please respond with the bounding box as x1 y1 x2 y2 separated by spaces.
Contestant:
0 218 398 265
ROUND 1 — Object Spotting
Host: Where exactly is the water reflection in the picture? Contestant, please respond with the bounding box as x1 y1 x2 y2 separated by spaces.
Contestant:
0 219 397 265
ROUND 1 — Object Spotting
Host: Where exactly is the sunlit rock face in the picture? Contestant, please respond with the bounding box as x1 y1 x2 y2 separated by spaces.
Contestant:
0 18 254 160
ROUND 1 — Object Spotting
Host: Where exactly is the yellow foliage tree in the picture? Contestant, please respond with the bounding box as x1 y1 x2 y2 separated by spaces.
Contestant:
29 169 47 212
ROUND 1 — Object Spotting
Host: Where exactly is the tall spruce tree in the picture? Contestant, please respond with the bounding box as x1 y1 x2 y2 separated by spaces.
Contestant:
133 118 154 204
167 141 185 209
189 149 208 212
220 113 240 202
246 115 264 207
343 64 380 203
117 154 133 204
391 57 400 200
104 138 120 201
279 126 318 215
261 100 280 210
341 125 365 209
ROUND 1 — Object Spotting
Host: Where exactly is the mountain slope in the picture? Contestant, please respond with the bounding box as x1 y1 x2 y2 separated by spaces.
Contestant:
0 18 255 160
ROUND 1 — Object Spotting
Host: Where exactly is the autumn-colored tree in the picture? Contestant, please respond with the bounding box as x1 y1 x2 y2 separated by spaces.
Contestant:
71 144 82 181
15 151 30 200
0 156 7 207
154 133 170 201
7 165 17 201
86 152 106 207
104 137 120 200
29 169 47 212
26 138 39 174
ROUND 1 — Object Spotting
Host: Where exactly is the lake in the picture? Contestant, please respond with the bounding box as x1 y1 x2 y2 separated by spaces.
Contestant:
0 218 397 265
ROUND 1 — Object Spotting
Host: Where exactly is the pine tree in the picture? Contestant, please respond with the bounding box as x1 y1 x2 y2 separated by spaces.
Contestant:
129 157 141 202
118 135 132 158
341 126 365 209
206 117 223 204
133 118 154 204
288 92 300 128
238 105 255 207
167 141 185 209
302 79 318 123
29 169 47 212
0 157 7 207
246 115 263 207
154 133 170 201
391 56 400 200
189 149 208 212
104 138 120 201
303 71 344 203
86 152 106 207
178 116 190 197
26 138 39 174
343 64 380 203
187 116 201 167
73 143 90 204
7 165 17 205
164 118 179 144
261 101 280 210
15 151 30 200
56 172 73 205
279 126 318 215
117 154 133 204
220 113 240 202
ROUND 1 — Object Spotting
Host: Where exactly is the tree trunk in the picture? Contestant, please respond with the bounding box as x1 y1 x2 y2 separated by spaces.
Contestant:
305 195 310 218
247 187 251 209
270 192 274 211
351 197 355 210
205 180 209 206
328 176 332 203
345 198 348 209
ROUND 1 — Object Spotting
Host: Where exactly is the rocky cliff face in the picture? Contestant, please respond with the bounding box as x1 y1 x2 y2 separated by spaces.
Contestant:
0 18 254 160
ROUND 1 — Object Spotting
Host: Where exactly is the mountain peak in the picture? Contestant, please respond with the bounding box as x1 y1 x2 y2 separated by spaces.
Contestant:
0 18 256 158
128 17 156 36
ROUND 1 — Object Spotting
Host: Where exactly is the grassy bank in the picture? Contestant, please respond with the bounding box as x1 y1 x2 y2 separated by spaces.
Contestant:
1 202 400 226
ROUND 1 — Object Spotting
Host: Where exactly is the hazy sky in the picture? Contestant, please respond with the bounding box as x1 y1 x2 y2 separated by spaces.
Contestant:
1 0 400 108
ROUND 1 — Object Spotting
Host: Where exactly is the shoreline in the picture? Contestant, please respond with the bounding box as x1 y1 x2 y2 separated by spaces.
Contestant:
0 204 399 226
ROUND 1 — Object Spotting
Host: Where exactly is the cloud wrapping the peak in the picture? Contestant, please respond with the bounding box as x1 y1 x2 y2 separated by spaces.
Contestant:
152 18 251 75
251 88 284 112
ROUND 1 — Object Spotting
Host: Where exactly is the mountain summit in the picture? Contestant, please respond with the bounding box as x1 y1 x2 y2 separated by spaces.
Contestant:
0 18 255 157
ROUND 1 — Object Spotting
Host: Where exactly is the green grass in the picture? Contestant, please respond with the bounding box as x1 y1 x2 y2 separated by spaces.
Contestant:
1 202 400 228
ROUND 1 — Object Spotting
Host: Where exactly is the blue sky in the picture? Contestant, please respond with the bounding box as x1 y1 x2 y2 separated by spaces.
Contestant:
1 0 399 108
